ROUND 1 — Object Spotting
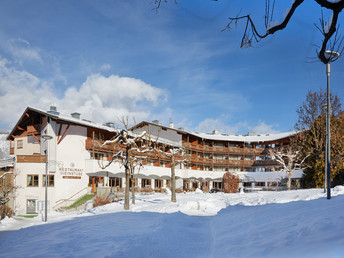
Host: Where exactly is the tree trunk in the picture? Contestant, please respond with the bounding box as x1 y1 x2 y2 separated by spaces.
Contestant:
131 175 135 205
171 156 176 203
124 167 130 210
287 173 292 190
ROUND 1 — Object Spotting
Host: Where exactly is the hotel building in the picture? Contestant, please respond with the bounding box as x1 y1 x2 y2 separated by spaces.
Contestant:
7 106 302 215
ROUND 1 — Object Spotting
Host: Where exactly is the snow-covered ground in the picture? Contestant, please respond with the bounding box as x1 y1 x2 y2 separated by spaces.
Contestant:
1 187 344 257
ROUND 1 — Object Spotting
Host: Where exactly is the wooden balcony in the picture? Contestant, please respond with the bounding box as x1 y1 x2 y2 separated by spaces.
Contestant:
85 139 125 153
184 142 265 156
189 157 256 167
253 160 278 166
17 155 46 163
10 147 14 155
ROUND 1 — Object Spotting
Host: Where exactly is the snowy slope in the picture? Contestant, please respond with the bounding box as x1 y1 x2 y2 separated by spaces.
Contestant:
1 187 344 257
0 132 9 160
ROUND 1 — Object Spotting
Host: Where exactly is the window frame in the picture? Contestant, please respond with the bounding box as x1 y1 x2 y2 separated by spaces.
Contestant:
27 174 39 187
42 174 55 187
17 139 23 149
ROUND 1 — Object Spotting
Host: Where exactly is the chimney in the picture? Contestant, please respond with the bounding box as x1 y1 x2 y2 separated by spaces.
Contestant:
213 130 219 135
47 103 60 116
104 122 114 128
152 120 159 125
71 112 81 119
247 132 256 136
169 121 174 129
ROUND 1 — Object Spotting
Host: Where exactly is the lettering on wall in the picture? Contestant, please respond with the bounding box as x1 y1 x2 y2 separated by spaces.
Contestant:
59 162 84 179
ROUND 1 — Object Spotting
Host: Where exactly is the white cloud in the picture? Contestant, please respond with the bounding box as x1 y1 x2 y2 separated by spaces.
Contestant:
59 74 165 123
100 63 111 71
195 115 239 134
195 116 280 135
0 59 166 128
249 121 280 134
6 38 42 64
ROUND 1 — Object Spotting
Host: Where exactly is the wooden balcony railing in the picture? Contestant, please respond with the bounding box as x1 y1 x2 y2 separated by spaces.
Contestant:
190 157 256 167
184 142 265 155
253 160 278 166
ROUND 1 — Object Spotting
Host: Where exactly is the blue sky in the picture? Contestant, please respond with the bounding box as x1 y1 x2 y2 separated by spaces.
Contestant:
0 0 343 134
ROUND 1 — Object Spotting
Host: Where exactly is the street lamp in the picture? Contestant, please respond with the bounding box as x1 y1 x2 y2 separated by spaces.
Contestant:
321 104 328 194
324 50 340 200
41 134 53 221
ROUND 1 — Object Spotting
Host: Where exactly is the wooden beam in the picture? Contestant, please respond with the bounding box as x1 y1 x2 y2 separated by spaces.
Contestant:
17 126 25 131
57 123 63 142
30 133 40 142
57 124 70 145
25 113 30 117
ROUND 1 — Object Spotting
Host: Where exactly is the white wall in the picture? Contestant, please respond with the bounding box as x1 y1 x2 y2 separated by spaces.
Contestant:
14 136 40 155
14 124 91 215
133 124 182 146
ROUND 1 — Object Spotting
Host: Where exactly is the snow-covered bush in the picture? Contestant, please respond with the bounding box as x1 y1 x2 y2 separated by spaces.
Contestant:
222 172 239 193
93 196 111 207
140 186 153 194
0 205 12 219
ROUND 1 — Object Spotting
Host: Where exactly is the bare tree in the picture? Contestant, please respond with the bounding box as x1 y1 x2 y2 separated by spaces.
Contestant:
99 129 152 210
151 145 189 202
0 171 14 219
269 145 308 190
225 0 344 64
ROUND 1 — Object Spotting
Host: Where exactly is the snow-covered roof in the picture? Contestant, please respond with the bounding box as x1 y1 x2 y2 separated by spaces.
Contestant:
188 131 298 143
132 121 297 143
9 106 120 138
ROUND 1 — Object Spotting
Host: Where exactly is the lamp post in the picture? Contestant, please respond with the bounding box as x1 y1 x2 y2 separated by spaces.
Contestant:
321 104 328 194
324 50 340 200
41 134 53 221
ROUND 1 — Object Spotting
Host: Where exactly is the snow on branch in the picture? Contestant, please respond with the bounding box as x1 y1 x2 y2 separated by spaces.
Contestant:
269 145 309 189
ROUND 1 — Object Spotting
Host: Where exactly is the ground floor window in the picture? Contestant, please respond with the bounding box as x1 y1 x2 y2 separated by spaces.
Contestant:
142 178 151 187
166 180 170 188
183 180 190 190
256 182 265 187
192 181 199 189
213 182 222 189
89 176 104 187
109 177 122 187
27 175 39 187
43 175 55 187
243 182 252 187
155 179 163 188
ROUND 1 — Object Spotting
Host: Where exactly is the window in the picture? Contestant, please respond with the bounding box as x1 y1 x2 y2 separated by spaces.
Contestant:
142 179 151 187
27 175 39 187
155 179 163 188
17 140 23 149
43 175 55 187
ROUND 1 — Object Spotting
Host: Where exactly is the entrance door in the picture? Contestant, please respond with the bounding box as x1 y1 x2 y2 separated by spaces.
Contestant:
27 199 37 214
